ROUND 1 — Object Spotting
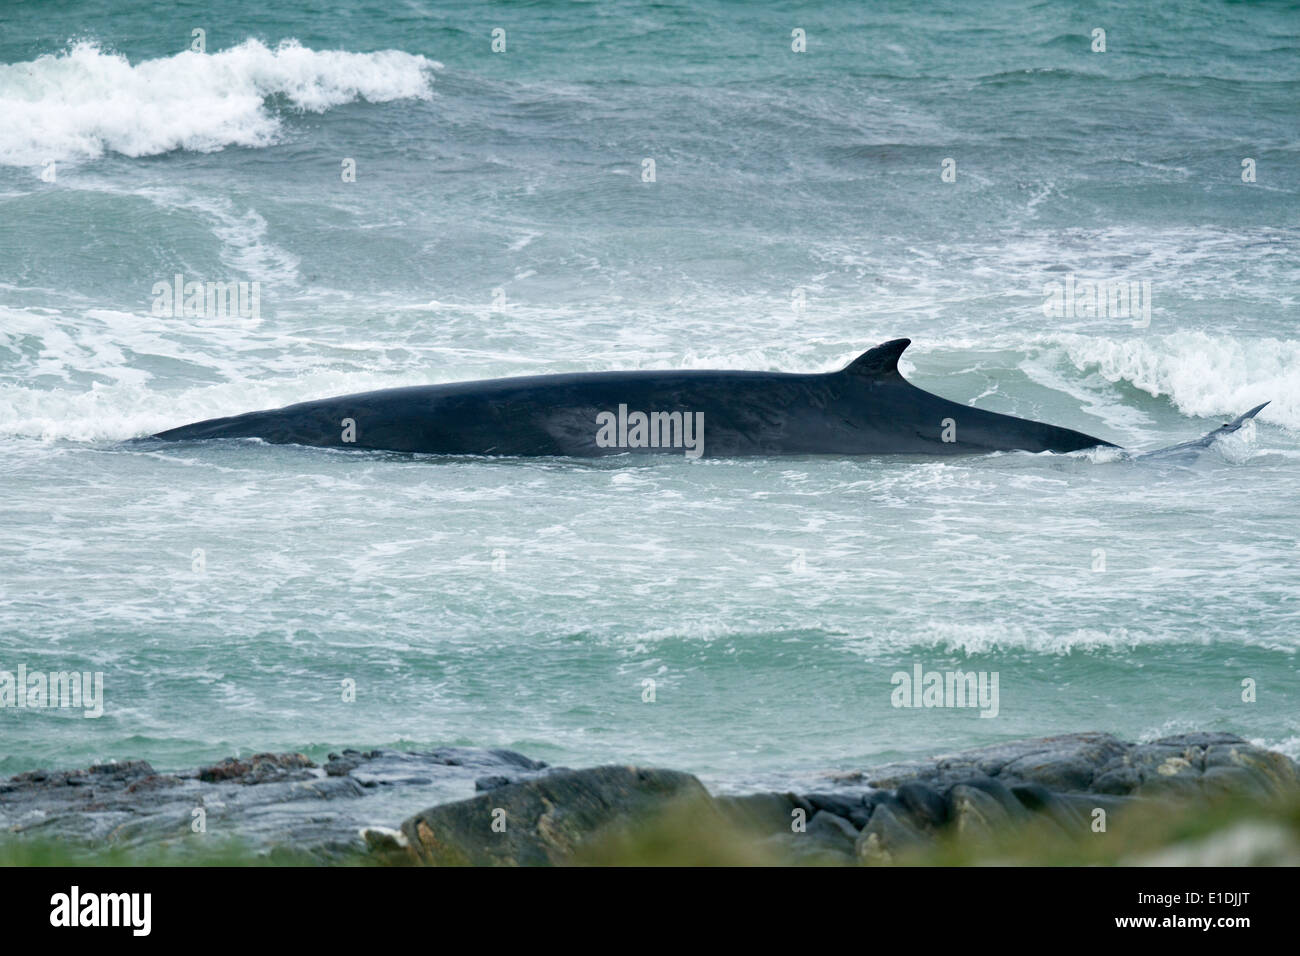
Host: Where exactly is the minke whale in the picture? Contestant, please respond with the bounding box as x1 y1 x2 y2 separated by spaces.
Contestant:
151 338 1266 459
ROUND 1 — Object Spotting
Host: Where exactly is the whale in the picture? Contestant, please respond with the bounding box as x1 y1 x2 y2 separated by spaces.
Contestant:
1133 401 1269 461
150 338 1264 459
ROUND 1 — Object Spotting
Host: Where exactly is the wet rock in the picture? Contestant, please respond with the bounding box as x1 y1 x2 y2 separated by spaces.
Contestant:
858 734 1128 793
360 825 409 865
998 734 1127 791
807 810 859 846
947 783 1011 842
1076 735 1296 805
198 753 316 785
804 791 872 828
1011 782 1086 834
8 760 157 792
324 752 364 777
1204 742 1298 797
955 777 1032 823
1091 765 1143 795
1155 732 1247 748
470 756 554 793
1135 772 1208 805
1200 765 1272 801
401 766 710 866
3 732 1295 864
1124 743 1206 782
0 747 558 862
790 811 863 863
1055 792 1138 822
125 774 183 794
896 781 947 828
714 791 812 835
863 760 941 791
855 802 928 864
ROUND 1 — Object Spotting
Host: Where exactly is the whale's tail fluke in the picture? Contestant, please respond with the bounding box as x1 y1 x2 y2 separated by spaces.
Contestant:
1225 401 1271 430
1137 401 1269 461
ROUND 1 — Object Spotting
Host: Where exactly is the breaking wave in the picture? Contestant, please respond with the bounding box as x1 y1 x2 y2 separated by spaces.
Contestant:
0 39 440 166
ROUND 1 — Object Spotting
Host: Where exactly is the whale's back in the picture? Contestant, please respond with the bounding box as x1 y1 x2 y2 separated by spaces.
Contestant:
151 341 1118 457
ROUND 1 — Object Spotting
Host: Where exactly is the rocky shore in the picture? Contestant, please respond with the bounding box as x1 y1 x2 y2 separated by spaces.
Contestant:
2 732 1296 864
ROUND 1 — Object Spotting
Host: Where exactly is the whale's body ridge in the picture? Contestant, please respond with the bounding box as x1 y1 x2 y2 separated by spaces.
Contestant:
151 339 1259 459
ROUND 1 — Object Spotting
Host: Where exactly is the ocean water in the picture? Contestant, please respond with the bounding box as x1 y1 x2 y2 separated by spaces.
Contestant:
1 1 1298 791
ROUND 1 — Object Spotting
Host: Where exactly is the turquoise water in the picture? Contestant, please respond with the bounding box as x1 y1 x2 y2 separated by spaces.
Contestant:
1 1 1298 788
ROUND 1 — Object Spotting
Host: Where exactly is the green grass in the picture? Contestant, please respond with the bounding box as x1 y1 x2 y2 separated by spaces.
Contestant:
5 790 1298 866
574 790 1300 866
0 835 369 867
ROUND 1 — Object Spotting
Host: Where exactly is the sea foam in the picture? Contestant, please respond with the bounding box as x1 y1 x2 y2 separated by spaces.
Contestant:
1044 331 1294 431
0 39 440 167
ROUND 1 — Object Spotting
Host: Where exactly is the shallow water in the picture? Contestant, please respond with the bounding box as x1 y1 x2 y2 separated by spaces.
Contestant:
1 1 1297 785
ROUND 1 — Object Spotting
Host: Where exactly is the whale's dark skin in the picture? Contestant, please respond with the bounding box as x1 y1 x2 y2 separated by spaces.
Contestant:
152 338 1127 457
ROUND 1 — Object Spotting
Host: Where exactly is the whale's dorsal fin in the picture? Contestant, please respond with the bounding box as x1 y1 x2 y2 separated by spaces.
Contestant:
841 338 911 379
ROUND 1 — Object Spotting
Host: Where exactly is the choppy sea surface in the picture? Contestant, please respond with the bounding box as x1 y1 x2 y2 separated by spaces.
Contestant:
1 1 1297 789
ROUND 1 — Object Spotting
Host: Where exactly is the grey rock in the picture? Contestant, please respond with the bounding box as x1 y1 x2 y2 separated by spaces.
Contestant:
0 746 554 862
715 791 813 835
896 781 947 828
804 791 871 828
807 810 859 842
1091 765 1143 795
1011 782 1087 834
855 802 928 864
863 760 942 790
793 811 859 863
3 731 1296 864
998 734 1128 791
198 752 317 785
1136 772 1209 806
758 830 846 865
401 765 710 866
1204 743 1299 796
955 776 1032 823
1055 792 1140 829
858 733 1128 793
1200 765 1272 802
946 783 1011 842
1079 735 1298 804
1126 743 1206 778
1155 732 1247 748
